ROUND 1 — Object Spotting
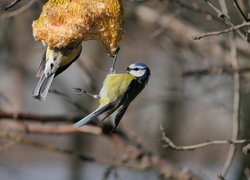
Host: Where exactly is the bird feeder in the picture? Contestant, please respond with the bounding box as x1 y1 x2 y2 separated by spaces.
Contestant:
32 0 123 55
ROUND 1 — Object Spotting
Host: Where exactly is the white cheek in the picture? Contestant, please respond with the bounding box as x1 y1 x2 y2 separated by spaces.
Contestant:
130 70 145 77
44 57 61 77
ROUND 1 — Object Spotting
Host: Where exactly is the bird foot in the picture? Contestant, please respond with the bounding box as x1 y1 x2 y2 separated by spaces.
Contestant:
73 88 100 99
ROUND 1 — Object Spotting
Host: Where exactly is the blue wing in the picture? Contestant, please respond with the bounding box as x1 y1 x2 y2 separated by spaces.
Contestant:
109 105 128 135
101 79 144 126
74 78 145 130
73 104 112 128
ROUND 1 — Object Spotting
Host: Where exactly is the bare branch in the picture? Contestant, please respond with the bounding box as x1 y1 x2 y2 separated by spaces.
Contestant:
0 111 83 123
205 0 230 19
4 0 21 11
204 0 247 41
193 22 250 40
233 0 248 22
219 0 228 15
22 123 102 135
0 131 198 178
220 33 240 178
0 131 96 162
1 0 36 19
161 126 248 151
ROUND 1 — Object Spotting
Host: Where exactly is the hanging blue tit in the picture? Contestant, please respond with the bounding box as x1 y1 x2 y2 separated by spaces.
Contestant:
33 42 82 101
74 63 151 134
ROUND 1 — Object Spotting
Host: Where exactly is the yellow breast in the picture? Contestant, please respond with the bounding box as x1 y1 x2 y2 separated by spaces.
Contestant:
60 45 81 67
46 45 81 67
99 73 135 105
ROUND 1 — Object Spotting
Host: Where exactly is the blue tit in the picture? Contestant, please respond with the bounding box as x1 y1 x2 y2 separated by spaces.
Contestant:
74 63 151 133
33 42 82 101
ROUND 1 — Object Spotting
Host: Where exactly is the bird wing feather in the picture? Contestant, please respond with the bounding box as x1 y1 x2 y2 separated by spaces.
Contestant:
32 73 55 101
55 45 82 76
109 105 128 135
100 79 141 122
36 51 46 78
73 104 112 128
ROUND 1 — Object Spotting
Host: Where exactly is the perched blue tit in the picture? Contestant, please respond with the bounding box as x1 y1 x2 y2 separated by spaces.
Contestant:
33 42 82 101
74 63 151 133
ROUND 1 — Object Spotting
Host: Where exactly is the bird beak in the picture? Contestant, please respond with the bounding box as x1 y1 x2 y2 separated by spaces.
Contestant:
126 67 130 72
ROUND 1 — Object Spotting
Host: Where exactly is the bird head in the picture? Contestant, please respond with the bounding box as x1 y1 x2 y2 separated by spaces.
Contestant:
44 42 82 77
126 63 150 83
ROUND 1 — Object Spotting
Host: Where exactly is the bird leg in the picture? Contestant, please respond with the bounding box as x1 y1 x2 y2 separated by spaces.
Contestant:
73 88 100 99
109 47 120 74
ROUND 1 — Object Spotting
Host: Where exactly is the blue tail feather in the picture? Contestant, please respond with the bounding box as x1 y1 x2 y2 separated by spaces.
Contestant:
74 104 111 128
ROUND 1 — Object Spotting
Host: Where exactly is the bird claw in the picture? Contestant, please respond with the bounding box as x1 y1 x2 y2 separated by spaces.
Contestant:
110 67 116 74
109 47 119 74
73 88 86 95
73 88 100 99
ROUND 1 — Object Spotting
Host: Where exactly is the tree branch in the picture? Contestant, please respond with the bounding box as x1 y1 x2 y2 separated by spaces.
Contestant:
21 123 102 135
4 0 22 11
1 0 36 19
161 126 248 151
0 131 96 162
0 131 198 179
193 22 250 40
204 0 247 41
233 0 248 22
220 33 240 178
0 111 83 123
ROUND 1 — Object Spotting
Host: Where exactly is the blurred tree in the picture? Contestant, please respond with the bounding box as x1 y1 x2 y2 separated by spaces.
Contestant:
1 0 250 180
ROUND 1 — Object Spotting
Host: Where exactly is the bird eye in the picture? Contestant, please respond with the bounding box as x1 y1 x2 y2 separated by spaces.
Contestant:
134 68 139 71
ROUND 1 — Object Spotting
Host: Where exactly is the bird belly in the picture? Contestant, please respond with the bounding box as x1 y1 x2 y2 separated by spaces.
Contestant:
99 74 135 105
60 46 81 67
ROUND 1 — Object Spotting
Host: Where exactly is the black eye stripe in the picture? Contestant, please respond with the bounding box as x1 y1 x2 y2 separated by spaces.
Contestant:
50 63 54 69
131 67 145 71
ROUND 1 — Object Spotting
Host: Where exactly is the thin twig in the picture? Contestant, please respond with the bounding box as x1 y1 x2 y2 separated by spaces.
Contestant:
233 0 248 22
219 0 228 15
161 126 248 151
193 22 250 40
233 0 250 41
204 0 247 41
4 0 21 11
205 0 230 19
1 0 36 19
220 33 240 177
